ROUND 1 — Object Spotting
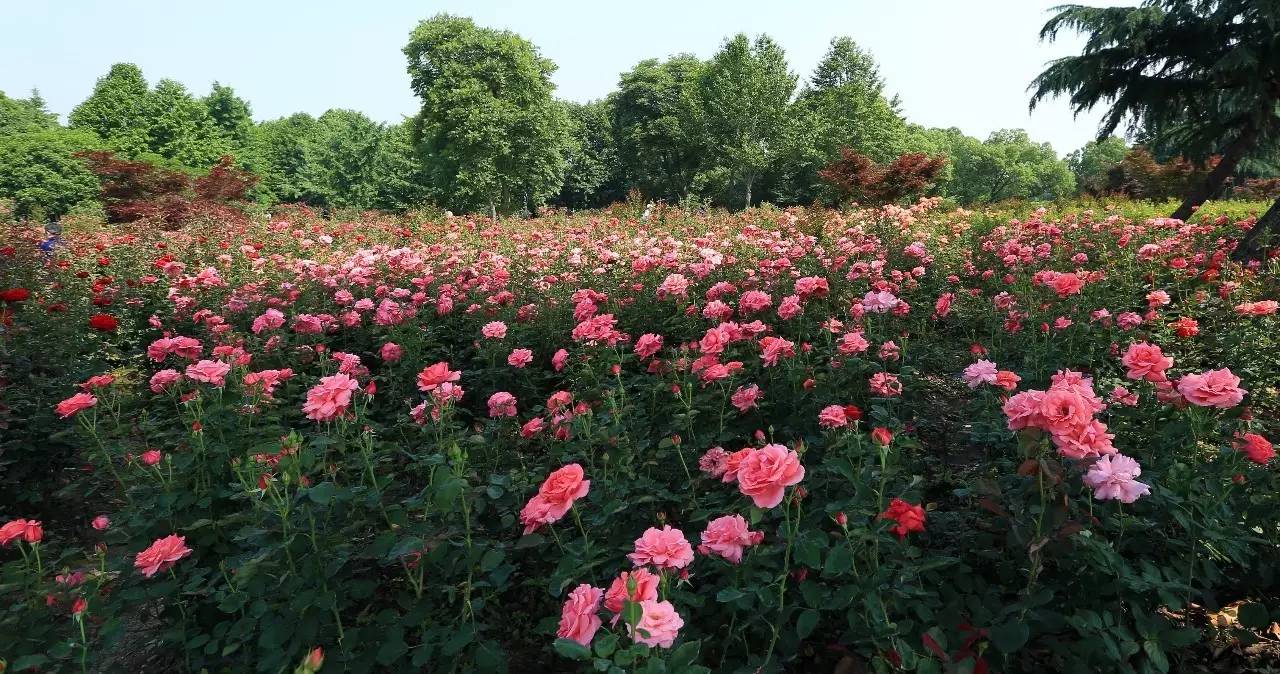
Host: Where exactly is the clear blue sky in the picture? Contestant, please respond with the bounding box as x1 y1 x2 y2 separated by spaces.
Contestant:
2 0 1130 156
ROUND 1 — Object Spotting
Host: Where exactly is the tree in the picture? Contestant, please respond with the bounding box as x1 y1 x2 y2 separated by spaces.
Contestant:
612 55 707 202
699 34 796 208
247 113 319 203
403 14 568 216
1029 1 1280 226
203 83 255 152
0 89 58 135
556 99 621 209
144 79 229 169
817 149 946 206
776 37 909 204
299 109 383 210
68 63 152 157
1067 137 1128 195
371 120 433 211
927 128 1075 204
0 129 102 218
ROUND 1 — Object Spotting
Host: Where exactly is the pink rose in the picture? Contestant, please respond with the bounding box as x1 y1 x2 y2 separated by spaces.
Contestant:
629 525 694 570
1176 368 1246 408
536 464 590 519
698 514 763 564
629 600 684 648
55 392 98 418
1121 342 1173 382
556 584 603 646
603 568 660 614
736 444 805 509
134 534 192 578
379 342 403 363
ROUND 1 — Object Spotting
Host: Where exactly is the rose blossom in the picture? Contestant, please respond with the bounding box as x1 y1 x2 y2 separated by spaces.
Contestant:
630 600 684 648
629 525 694 570
736 444 805 509
603 567 659 614
698 514 764 563
1083 454 1151 503
55 392 98 418
1121 342 1173 382
135 534 192 577
556 584 603 646
1176 369 1246 408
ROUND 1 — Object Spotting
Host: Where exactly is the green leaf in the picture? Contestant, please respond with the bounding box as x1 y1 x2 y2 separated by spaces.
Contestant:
1143 640 1170 673
667 639 700 667
796 609 820 639
10 654 50 671
593 632 618 658
823 546 852 577
716 588 745 602
307 481 337 504
480 548 504 572
1237 603 1270 630
554 638 592 660
990 620 1030 653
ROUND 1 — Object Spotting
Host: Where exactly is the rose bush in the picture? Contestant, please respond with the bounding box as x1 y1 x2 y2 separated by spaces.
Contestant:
1 199 1278 672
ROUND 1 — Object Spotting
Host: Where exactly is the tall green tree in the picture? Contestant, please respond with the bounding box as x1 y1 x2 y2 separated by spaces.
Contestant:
144 79 229 168
612 55 707 202
926 128 1074 203
0 89 58 135
1029 0 1280 226
699 34 796 208
372 120 433 211
68 63 152 157
247 113 319 203
299 109 383 210
1067 137 1128 195
203 83 255 152
556 99 621 209
0 128 103 218
403 14 568 216
777 37 909 204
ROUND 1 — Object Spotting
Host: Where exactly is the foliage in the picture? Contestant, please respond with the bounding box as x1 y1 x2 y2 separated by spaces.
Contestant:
776 38 910 204
612 55 707 203
76 151 254 227
0 89 58 135
927 128 1076 203
697 34 796 207
298 109 383 210
1068 137 1128 196
817 148 946 206
202 82 255 152
555 100 622 209
68 63 153 158
404 14 568 215
0 129 103 218
1106 147 1217 202
371 121 433 212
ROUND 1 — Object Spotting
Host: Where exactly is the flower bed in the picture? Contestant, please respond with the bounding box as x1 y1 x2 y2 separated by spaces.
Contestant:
1 200 1277 672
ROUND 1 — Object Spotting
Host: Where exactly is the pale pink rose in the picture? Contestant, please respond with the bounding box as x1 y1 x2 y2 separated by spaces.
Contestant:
635 333 664 359
1083 454 1151 503
149 369 183 393
699 447 729 477
961 360 999 388
481 321 508 339
698 514 764 564
630 600 684 648
862 290 900 313
818 405 849 429
508 348 534 368
185 359 231 387
556 584 603 646
737 444 805 508
1176 369 1246 408
552 349 570 372
519 496 555 535
629 525 694 570
1121 342 1173 382
302 372 359 421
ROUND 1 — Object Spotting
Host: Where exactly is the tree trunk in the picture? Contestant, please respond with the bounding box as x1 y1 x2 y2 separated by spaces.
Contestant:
744 175 753 210
1231 196 1280 262
489 200 496 221
1171 127 1257 221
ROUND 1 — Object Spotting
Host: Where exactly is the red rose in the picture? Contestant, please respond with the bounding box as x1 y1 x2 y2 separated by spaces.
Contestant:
88 314 119 332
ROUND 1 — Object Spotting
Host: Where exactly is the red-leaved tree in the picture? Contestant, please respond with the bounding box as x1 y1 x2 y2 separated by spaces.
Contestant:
76 152 256 228
818 149 947 205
